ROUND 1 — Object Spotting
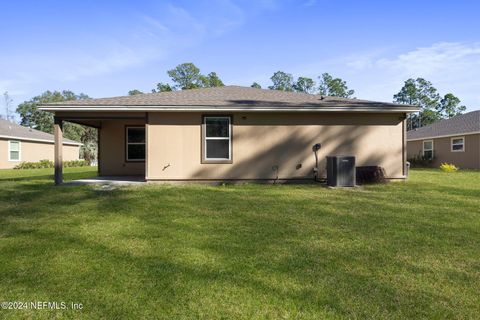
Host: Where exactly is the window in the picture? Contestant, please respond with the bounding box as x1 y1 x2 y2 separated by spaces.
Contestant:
451 137 465 152
423 140 433 160
8 141 21 161
126 127 145 161
202 116 231 162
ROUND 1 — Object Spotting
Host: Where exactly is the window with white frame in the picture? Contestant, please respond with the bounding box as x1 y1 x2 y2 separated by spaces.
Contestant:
451 137 465 152
423 140 433 159
126 127 145 161
203 116 231 162
8 140 21 161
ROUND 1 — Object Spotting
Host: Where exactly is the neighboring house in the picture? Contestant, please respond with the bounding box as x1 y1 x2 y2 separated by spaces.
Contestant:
407 110 480 169
39 86 418 184
0 119 82 169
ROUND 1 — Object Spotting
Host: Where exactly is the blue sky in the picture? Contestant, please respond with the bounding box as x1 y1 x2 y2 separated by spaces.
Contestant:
1 0 480 117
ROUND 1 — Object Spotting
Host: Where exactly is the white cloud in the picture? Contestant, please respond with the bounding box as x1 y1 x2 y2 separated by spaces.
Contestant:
377 42 480 79
339 42 480 110
303 0 317 7
373 43 479 108
0 0 256 106
235 42 480 111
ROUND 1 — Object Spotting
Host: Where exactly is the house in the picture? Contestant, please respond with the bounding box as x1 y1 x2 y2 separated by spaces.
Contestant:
39 86 419 184
407 110 480 169
0 119 82 169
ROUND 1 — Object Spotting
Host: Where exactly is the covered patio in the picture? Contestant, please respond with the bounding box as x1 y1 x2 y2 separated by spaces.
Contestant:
52 112 147 185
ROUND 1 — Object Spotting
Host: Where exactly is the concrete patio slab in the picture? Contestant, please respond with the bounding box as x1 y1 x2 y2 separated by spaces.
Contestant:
65 176 145 186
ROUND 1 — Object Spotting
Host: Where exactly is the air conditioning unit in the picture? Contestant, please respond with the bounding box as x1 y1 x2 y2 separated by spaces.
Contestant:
326 156 356 187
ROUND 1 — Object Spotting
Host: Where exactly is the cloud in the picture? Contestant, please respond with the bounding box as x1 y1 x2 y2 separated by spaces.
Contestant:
0 0 256 105
236 42 480 111
303 0 317 7
377 42 480 78
344 42 480 109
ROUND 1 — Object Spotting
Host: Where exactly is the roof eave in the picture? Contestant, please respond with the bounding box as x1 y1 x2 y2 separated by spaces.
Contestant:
407 131 480 141
0 134 83 146
39 105 420 113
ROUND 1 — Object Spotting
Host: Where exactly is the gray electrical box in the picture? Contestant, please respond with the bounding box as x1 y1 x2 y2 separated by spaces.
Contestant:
326 156 356 187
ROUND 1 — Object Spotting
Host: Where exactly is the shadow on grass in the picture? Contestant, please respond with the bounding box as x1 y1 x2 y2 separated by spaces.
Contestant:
0 168 97 182
0 210 461 319
1 170 479 318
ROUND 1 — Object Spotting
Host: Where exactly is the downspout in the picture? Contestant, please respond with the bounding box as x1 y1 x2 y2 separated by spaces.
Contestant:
312 143 321 182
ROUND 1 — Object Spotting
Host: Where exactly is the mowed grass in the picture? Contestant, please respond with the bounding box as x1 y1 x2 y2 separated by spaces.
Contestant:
0 168 479 319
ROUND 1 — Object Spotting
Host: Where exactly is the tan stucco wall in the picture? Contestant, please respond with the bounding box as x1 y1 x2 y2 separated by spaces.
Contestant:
146 112 405 180
407 134 480 169
0 138 80 169
98 119 146 176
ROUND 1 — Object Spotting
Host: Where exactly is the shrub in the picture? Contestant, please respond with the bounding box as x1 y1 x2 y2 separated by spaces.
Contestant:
14 159 88 169
63 160 88 168
408 153 434 168
14 160 53 169
440 163 459 172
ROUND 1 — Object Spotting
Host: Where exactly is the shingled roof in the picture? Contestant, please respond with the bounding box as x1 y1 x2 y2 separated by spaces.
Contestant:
40 85 418 112
0 119 82 145
407 110 480 141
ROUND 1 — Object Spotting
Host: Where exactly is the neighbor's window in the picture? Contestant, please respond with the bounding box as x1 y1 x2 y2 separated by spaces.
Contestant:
126 127 145 161
8 141 20 161
203 116 231 162
451 137 465 152
423 140 433 160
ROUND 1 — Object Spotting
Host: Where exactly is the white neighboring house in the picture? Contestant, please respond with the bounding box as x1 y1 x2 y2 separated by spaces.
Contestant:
0 119 82 169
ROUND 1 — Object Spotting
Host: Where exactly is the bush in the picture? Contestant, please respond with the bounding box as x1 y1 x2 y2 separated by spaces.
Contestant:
408 153 434 168
14 160 53 169
14 159 88 169
440 163 459 172
63 160 89 168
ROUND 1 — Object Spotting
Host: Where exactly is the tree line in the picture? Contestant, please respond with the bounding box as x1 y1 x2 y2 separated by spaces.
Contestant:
4 62 468 164
126 62 466 130
127 63 356 99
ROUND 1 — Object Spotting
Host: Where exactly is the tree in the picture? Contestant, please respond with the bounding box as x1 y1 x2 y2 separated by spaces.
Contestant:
393 78 441 130
152 83 173 93
128 89 144 96
3 91 14 121
167 63 204 90
318 73 354 98
16 90 98 164
268 71 294 91
251 82 261 89
153 63 225 91
437 93 466 119
293 77 316 94
17 91 78 132
200 72 224 88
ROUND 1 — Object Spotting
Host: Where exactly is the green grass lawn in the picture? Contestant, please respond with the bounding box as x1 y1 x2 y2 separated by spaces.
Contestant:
0 168 479 319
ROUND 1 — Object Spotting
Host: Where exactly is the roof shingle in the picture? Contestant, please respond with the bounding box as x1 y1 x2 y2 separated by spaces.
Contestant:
407 110 480 140
41 85 415 110
0 119 82 145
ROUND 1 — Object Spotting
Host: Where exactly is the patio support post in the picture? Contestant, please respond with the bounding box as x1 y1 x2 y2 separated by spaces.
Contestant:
54 116 63 185
97 127 101 176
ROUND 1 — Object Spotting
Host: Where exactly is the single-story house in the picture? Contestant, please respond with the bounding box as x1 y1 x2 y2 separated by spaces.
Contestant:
0 119 82 169
407 110 480 169
39 86 419 184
